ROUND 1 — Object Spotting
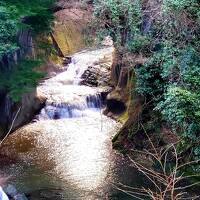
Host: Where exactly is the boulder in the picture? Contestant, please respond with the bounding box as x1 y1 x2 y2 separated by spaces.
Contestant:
0 89 46 135
80 47 114 87
0 187 9 200
3 184 18 197
12 89 46 131
3 184 28 200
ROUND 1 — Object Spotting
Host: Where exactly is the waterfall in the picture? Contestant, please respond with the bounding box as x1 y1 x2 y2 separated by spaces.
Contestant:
38 93 102 120
37 48 113 121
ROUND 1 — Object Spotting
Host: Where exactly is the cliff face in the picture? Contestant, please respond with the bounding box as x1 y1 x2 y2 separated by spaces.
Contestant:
109 51 147 149
51 6 91 56
0 3 92 137
0 28 35 137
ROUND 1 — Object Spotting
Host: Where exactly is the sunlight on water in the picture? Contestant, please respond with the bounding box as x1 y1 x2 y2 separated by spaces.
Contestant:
33 46 121 190
0 47 138 199
30 115 121 191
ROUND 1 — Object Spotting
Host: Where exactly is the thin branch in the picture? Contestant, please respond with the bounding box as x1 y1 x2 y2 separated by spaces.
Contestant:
175 181 200 190
0 106 21 146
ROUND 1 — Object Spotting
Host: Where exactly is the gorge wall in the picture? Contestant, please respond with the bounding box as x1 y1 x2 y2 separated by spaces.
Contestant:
0 3 91 137
0 28 35 136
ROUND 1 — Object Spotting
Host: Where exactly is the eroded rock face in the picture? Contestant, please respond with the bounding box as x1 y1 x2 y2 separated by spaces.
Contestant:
52 7 91 56
103 87 128 118
0 29 33 73
0 90 46 136
80 50 114 87
106 99 126 115
0 90 12 136
12 90 46 131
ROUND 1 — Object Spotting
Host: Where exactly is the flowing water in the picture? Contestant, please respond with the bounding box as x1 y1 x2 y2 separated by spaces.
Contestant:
0 47 144 199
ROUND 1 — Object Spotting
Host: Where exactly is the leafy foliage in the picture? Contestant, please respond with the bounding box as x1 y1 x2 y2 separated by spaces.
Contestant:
4 0 55 34
0 6 18 56
0 0 55 101
93 0 200 169
139 1 200 165
0 0 55 57
93 0 142 48
0 59 44 102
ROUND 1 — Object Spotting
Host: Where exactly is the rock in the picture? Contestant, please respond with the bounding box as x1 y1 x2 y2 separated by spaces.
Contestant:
101 36 113 46
3 184 18 197
3 184 28 200
105 88 127 115
80 47 115 87
12 89 46 131
62 56 71 65
107 89 122 102
0 88 46 135
0 187 9 200
13 194 28 200
0 28 33 73
106 99 126 115
52 7 91 56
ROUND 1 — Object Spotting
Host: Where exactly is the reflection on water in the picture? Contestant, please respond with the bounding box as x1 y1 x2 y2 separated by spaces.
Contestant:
0 47 144 199
1 114 142 199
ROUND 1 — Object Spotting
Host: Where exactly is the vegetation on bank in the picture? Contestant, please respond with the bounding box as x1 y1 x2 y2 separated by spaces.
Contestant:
0 0 55 101
92 0 200 190
0 0 55 56
0 60 44 102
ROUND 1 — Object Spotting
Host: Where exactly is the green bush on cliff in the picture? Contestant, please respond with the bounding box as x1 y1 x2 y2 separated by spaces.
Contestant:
137 0 200 165
0 6 18 56
4 0 55 34
0 59 44 102
0 0 55 57
0 0 55 101
93 0 142 48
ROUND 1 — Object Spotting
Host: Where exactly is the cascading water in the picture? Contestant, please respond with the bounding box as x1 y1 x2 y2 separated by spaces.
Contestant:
36 47 112 120
0 47 142 200
38 92 102 120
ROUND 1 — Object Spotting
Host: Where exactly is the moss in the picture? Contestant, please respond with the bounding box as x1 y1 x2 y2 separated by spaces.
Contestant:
0 59 44 102
118 110 129 124
52 21 85 56
112 131 125 150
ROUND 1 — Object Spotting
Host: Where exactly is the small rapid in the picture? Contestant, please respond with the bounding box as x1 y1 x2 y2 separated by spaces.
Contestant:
38 92 102 120
0 47 142 199
36 47 113 120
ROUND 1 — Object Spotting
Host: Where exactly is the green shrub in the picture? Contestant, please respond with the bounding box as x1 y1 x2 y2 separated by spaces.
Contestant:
0 59 44 102
93 0 200 168
0 6 18 57
0 0 55 101
0 0 55 57
93 0 142 47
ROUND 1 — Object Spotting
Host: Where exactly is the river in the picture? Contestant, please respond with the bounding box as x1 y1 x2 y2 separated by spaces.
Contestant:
0 47 145 199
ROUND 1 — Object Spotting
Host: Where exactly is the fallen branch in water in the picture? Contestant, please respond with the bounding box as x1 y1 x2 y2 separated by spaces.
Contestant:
0 106 21 146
